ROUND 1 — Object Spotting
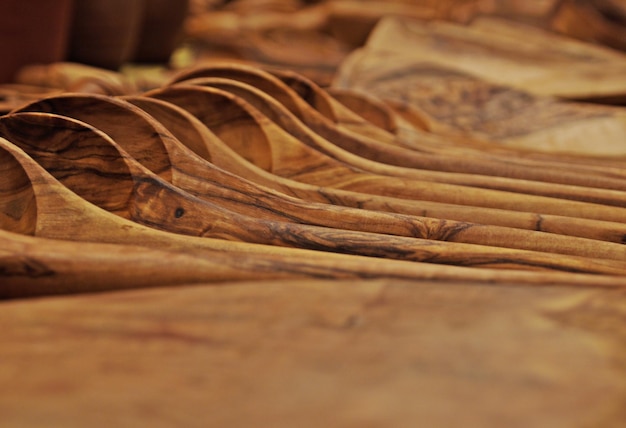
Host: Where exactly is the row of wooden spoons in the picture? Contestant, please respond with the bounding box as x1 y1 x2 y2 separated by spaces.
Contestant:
2 62 626 298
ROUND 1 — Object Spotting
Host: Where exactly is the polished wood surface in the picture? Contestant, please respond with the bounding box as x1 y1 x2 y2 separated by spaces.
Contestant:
1 278 625 427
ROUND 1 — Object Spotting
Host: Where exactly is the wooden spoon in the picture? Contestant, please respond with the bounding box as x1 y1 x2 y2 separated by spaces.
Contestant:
183 76 626 208
6 112 619 273
171 62 626 189
325 86 403 134
146 84 626 224
17 92 626 261
4 136 623 293
136 85 626 244
272 65 626 183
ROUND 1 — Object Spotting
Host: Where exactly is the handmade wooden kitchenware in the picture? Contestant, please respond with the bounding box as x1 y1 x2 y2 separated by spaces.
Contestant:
4 131 625 297
13 93 626 260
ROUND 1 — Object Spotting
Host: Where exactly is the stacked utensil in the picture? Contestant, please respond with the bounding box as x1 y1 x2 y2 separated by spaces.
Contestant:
2 57 626 298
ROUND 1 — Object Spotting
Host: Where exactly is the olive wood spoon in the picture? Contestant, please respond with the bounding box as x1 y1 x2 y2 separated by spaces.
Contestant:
171 63 626 187
186 76 626 208
139 86 626 244
0 228 328 299
21 93 626 261
5 113 618 273
3 137 621 288
272 66 626 184
146 84 626 224
4 150 532 300
134 94 626 245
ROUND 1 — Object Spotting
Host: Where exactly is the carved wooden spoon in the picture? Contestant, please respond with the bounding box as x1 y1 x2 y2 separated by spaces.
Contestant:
3 135 623 293
325 86 403 134
146 84 626 224
271 66 626 184
170 63 626 187
18 92 626 261
5 112 619 273
138 85 626 244
183 76 626 208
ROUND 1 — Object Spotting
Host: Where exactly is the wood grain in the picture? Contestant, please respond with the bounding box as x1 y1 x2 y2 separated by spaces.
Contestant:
2 115 623 276
183 75 626 208
171 63 626 190
1 278 625 427
15 92 626 262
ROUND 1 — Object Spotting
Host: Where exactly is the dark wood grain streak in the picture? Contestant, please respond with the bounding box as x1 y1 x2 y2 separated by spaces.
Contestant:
0 142 37 236
0 116 135 217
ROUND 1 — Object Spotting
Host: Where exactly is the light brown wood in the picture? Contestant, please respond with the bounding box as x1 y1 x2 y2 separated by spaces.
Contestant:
1 278 625 426
550 0 626 59
334 17 626 156
172 62 626 188
364 15 626 101
326 86 401 133
3 112 623 276
183 75 626 208
16 92 626 262
146 84 626 224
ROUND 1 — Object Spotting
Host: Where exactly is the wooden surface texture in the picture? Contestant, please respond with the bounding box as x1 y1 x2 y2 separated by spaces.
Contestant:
1 278 626 427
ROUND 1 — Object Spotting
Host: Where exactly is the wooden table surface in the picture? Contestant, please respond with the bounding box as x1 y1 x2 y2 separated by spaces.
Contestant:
1 278 625 427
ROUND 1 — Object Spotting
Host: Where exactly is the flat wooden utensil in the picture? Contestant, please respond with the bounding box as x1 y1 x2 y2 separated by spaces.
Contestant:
2 276 625 425
362 16 626 101
334 18 626 156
